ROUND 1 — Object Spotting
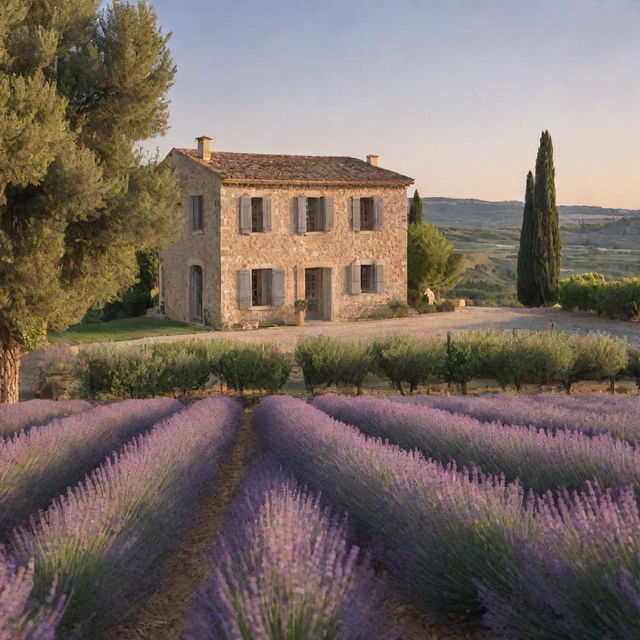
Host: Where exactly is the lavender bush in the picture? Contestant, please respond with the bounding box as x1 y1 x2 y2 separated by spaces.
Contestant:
0 400 91 439
478 483 640 639
0 546 65 640
396 393 640 441
0 398 181 534
255 396 528 618
314 394 640 495
184 455 395 640
11 396 242 635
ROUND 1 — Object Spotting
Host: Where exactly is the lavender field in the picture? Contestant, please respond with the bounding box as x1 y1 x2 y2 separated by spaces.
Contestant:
2 392 640 639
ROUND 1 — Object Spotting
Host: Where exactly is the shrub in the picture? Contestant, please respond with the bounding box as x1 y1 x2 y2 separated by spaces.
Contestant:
0 399 91 439
558 272 606 311
219 345 291 396
372 334 444 394
185 455 395 639
0 398 181 532
295 337 373 394
387 299 411 317
627 347 640 390
12 398 242 635
563 333 629 393
436 299 457 312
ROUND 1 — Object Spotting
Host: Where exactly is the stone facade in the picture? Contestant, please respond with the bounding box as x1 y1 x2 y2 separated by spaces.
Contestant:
160 143 413 328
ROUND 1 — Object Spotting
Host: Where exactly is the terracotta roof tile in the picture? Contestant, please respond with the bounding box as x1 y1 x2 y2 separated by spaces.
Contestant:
172 148 413 186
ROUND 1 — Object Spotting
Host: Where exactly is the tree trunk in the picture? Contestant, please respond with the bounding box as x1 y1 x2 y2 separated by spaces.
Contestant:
0 341 21 403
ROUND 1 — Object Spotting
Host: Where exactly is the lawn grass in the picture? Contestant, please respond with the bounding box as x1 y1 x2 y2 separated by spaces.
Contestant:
48 316 208 345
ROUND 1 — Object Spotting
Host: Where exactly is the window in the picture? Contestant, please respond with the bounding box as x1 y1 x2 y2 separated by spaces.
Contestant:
360 198 374 231
252 268 273 306
306 197 325 232
190 265 203 321
190 195 203 231
360 264 374 293
251 198 264 232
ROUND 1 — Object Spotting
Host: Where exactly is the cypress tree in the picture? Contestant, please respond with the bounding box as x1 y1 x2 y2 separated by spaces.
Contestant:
517 171 537 306
408 189 424 225
532 130 561 306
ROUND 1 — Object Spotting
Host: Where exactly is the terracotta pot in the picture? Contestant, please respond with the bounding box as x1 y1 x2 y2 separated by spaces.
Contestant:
295 309 305 326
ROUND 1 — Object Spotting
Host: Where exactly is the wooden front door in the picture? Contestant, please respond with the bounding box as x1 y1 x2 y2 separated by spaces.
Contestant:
305 268 323 320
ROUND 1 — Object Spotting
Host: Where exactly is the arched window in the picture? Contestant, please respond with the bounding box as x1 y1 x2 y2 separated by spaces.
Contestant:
190 265 203 322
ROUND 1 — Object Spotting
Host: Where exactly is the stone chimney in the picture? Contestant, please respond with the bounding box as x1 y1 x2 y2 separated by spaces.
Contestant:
196 135 212 161
366 154 379 167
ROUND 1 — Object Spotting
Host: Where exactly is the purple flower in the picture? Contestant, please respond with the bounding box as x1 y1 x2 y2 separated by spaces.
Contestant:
0 400 91 439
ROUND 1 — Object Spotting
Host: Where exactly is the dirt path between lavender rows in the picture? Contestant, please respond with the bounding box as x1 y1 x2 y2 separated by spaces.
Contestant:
103 412 263 640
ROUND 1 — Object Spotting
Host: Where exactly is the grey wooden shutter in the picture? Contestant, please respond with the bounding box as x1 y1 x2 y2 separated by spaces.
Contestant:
271 268 285 307
323 197 334 231
262 197 272 232
296 197 307 234
237 269 252 308
350 262 361 295
373 197 384 230
351 197 361 231
240 196 252 234
374 263 385 293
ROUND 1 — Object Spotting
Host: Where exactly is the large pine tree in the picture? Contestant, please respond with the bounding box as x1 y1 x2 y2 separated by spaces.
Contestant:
516 131 561 307
409 189 424 225
0 1 180 402
532 130 561 306
516 171 537 305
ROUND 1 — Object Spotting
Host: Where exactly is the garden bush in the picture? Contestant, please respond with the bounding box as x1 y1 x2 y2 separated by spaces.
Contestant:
77 341 232 398
559 272 640 321
371 334 445 394
295 337 374 394
219 345 291 396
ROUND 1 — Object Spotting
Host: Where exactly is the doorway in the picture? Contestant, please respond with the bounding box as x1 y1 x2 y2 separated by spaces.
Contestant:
190 265 203 322
304 267 331 320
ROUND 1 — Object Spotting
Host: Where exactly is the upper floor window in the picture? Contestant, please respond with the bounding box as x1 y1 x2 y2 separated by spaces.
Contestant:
191 195 203 231
351 197 384 231
296 196 334 234
240 195 272 234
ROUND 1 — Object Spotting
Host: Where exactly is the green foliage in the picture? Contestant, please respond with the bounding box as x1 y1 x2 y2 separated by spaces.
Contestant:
562 333 629 392
627 347 640 388
558 274 640 321
408 222 466 303
219 345 291 396
435 300 456 312
372 334 445 394
517 132 562 307
517 171 536 306
78 340 231 398
444 333 477 393
387 299 411 317
0 1 179 374
295 337 374 394
532 130 562 306
408 189 424 225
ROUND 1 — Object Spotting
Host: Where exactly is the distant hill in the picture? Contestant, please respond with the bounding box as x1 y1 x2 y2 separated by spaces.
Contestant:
421 197 640 229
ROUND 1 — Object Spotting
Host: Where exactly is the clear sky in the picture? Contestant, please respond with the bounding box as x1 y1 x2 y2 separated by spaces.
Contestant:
143 0 640 209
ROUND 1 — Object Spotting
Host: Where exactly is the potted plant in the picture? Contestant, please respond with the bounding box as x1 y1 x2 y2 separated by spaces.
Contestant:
294 299 308 326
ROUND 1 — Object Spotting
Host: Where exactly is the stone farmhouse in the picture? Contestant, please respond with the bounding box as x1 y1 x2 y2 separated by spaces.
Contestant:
159 136 413 328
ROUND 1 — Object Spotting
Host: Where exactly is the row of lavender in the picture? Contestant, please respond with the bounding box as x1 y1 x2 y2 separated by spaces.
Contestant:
256 396 640 639
314 394 640 495
2 397 242 638
397 391 640 442
184 455 395 639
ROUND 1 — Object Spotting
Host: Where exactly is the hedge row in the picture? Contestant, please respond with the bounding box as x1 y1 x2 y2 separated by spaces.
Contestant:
558 272 640 320
77 330 634 399
78 341 291 398
296 331 630 395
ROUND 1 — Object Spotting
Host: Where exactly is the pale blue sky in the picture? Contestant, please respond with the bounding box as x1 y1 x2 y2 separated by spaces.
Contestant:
143 0 640 208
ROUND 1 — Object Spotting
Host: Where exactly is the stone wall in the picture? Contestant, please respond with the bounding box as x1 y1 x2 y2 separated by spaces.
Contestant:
218 183 408 326
160 152 222 324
